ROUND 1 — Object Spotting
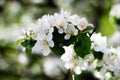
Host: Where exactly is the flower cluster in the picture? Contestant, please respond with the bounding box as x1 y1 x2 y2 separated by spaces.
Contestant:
90 33 107 52
60 33 103 75
90 33 120 79
60 32 120 79
18 10 120 80
99 47 120 79
20 10 93 56
61 45 96 75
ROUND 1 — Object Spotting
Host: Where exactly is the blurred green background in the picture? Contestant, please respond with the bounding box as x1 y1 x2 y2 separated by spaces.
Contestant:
0 0 118 80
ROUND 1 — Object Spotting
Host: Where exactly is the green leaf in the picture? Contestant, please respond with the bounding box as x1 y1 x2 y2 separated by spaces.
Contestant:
52 27 65 43
50 45 65 56
95 66 102 71
74 33 91 58
21 39 28 47
114 17 120 25
29 38 37 47
21 38 37 56
64 36 76 46
83 26 93 33
16 37 26 44
93 51 103 60
52 27 76 47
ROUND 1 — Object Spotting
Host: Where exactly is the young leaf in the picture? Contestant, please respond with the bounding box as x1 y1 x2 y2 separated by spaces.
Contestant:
83 26 94 33
21 38 37 56
50 45 65 56
74 33 91 58
16 37 26 44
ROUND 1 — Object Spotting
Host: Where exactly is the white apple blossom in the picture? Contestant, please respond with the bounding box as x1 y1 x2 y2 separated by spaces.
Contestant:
30 15 54 56
60 9 70 17
32 40 54 56
101 47 120 78
90 33 107 53
69 14 80 25
64 24 78 40
77 17 89 31
110 4 120 19
82 54 97 71
109 31 120 47
93 47 120 79
53 14 68 34
61 45 97 75
61 45 83 74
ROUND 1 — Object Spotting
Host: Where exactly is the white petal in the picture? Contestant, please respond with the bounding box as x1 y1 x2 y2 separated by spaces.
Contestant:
48 40 54 47
46 33 53 41
36 32 45 41
49 28 54 33
74 66 81 74
42 46 51 56
64 34 70 40
32 42 42 53
105 72 111 78
65 61 74 69
74 29 78 36
58 29 64 34
77 17 88 30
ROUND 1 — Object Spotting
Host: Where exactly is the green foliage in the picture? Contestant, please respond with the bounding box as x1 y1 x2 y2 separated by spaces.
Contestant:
51 26 93 56
52 27 65 44
93 51 103 60
16 37 26 45
50 45 65 56
99 14 115 36
21 38 37 56
74 33 91 58
51 27 76 55
51 27 65 55
96 67 102 71
114 17 120 25
82 26 94 33
65 36 76 46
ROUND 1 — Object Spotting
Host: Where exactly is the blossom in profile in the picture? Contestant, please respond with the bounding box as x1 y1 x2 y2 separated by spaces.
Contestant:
91 33 107 53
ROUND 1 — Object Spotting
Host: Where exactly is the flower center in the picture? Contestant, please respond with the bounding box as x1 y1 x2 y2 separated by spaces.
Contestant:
80 22 86 28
